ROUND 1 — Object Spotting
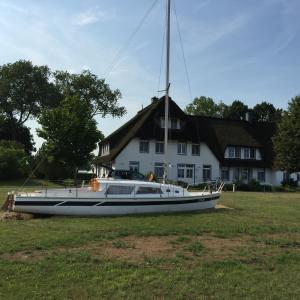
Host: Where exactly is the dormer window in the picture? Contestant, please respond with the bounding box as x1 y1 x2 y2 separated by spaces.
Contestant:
101 143 110 156
160 118 181 129
235 147 241 158
226 146 259 160
228 147 235 158
244 148 250 159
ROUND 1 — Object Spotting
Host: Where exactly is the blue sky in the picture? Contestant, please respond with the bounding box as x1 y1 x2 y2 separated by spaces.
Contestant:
1 0 300 149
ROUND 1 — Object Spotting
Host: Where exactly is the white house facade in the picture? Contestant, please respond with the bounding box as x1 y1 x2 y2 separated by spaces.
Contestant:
95 97 299 186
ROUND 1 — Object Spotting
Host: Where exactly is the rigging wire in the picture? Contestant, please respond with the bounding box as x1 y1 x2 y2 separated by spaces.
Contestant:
173 0 193 103
104 0 159 77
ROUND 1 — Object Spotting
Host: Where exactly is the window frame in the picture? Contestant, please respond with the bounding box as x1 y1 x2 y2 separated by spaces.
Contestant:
192 144 200 156
154 162 164 179
129 161 139 172
177 164 185 178
155 142 164 154
257 169 265 182
203 165 212 181
228 147 235 158
177 143 187 155
244 147 250 159
186 164 194 178
235 147 241 159
139 140 149 153
221 167 229 181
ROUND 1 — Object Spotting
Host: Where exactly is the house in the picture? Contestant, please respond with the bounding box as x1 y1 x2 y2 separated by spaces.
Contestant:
94 96 298 186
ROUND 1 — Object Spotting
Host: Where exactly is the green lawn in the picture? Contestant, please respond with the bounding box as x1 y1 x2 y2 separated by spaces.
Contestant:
0 182 300 299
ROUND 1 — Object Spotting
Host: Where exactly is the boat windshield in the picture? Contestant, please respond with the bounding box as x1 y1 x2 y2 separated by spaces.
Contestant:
106 185 134 195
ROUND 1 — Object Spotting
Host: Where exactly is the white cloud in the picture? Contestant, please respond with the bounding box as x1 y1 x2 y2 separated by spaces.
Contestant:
73 8 113 26
0 1 28 14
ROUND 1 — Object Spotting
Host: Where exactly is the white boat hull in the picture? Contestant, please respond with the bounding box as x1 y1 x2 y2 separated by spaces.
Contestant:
13 194 220 216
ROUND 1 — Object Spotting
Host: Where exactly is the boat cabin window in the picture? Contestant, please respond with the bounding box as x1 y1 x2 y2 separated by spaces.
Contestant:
106 185 134 195
136 187 163 194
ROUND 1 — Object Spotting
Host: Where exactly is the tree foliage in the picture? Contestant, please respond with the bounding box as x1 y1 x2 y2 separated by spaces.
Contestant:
37 95 103 176
0 60 60 124
252 102 282 122
185 96 226 117
54 70 126 117
273 96 300 173
0 140 30 179
223 100 249 120
0 115 35 154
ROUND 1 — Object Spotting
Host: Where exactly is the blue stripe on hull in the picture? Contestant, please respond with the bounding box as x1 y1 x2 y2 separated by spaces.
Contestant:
15 196 220 207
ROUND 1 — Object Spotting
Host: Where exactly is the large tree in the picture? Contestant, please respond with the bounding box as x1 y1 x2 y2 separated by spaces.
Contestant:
0 115 35 154
54 70 126 117
273 96 300 174
185 96 227 118
252 101 282 122
37 95 103 178
0 60 60 125
0 140 30 180
224 100 248 120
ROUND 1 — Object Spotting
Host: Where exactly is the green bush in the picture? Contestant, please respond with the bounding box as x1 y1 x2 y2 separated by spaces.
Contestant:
281 178 298 187
0 140 30 179
235 179 272 192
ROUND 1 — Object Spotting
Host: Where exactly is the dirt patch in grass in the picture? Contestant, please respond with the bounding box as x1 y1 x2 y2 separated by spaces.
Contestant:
0 211 34 221
2 233 298 264
93 236 176 262
1 250 46 262
215 204 234 210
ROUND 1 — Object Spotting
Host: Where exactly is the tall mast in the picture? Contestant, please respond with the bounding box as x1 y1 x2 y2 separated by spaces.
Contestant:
163 0 171 184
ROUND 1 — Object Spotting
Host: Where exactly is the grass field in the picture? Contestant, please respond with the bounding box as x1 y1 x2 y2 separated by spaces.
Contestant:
0 181 300 299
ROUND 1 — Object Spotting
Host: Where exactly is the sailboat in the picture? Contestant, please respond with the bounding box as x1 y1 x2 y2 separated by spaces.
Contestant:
8 0 223 216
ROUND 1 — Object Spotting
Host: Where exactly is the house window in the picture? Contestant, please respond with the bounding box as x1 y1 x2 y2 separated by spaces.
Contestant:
171 119 178 129
203 165 211 181
155 142 164 154
192 144 200 156
186 164 194 178
221 167 229 181
235 147 241 158
177 164 185 178
101 144 110 156
129 161 139 172
139 141 149 153
233 168 239 181
154 163 164 179
177 164 194 179
177 143 187 155
250 148 256 159
228 147 235 158
161 118 181 129
241 168 249 181
244 148 250 159
257 169 265 182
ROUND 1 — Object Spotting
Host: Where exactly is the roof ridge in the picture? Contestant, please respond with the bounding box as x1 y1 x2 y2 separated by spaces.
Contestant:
100 99 163 143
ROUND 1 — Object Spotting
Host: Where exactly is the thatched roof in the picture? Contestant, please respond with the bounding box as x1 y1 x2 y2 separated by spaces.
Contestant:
95 97 276 168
